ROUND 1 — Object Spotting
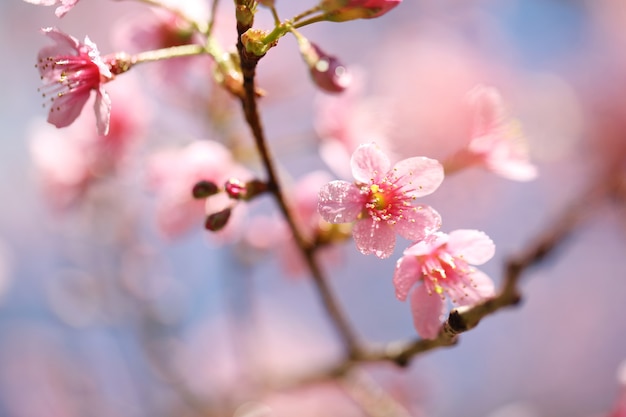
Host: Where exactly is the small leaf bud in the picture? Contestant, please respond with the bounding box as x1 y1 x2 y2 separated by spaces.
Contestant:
192 180 219 199
205 208 232 231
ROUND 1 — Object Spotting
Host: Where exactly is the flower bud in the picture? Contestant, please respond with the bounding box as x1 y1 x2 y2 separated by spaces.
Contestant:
319 0 401 21
296 35 351 93
192 180 220 199
205 208 232 231
225 178 268 201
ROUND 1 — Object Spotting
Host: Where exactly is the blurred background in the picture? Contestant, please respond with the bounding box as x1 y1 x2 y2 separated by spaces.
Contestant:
1 0 626 416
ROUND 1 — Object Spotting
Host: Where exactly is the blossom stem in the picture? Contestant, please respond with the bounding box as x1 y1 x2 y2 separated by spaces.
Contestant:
236 16 362 359
293 14 330 29
132 44 206 64
292 5 323 23
207 0 221 37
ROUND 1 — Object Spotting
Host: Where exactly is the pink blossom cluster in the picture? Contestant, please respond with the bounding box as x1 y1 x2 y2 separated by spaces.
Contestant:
318 143 497 338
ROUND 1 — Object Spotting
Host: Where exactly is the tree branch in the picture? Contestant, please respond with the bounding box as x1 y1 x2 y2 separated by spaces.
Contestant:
235 13 362 358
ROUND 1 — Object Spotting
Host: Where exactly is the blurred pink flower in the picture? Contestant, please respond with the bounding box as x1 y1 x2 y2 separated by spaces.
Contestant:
30 123 92 209
315 72 391 178
37 27 112 135
245 171 347 277
23 0 79 18
318 143 443 259
29 81 148 209
445 85 538 181
147 140 250 239
320 0 401 21
393 230 496 339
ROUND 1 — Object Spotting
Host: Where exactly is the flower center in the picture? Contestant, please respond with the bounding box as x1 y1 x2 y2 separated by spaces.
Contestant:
364 178 413 224
37 55 102 111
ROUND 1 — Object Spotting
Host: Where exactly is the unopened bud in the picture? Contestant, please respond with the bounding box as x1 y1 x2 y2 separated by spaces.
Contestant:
296 35 351 93
192 180 219 199
319 0 401 21
205 208 232 231
225 178 268 201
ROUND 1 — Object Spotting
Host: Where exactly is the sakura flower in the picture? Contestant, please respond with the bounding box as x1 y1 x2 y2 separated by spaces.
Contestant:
23 0 79 18
36 27 113 135
320 0 401 21
147 140 250 239
318 143 443 259
315 71 391 178
393 230 496 339
444 85 537 181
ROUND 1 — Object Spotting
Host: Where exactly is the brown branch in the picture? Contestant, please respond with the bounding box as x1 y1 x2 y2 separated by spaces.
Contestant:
235 11 362 358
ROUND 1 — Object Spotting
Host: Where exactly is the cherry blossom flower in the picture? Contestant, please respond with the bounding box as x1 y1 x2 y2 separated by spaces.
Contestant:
23 0 79 18
318 143 443 259
315 71 391 178
29 80 148 209
320 0 402 21
393 230 496 339
36 27 113 135
444 85 538 181
147 140 250 239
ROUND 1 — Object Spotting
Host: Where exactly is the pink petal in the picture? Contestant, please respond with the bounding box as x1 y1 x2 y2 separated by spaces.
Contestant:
467 85 505 138
40 27 79 55
350 143 390 184
391 156 444 198
403 232 448 257
395 205 442 242
94 88 111 136
446 229 495 265
47 90 91 129
393 255 421 301
318 181 363 223
353 217 395 258
454 269 495 306
410 284 445 339
55 0 79 17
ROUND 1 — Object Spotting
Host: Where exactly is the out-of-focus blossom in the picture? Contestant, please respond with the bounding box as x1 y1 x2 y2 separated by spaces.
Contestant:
318 143 443 259
444 85 538 181
245 171 349 277
22 0 79 18
147 140 250 239
37 27 113 135
315 72 391 178
30 122 92 209
112 2 235 96
320 0 401 21
393 230 496 339
29 80 148 209
295 33 351 93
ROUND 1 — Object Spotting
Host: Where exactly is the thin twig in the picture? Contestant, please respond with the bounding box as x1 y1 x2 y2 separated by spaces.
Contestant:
235 11 362 358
